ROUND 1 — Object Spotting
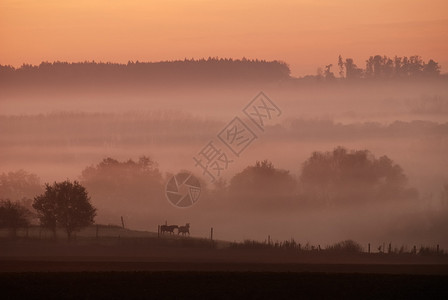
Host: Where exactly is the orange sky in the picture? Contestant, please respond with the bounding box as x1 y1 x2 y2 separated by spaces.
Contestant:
1 0 447 76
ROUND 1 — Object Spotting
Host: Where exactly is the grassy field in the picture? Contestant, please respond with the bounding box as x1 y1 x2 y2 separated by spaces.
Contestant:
1 225 447 267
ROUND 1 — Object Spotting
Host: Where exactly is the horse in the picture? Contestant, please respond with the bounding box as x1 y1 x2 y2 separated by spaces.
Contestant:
178 223 190 236
160 224 178 235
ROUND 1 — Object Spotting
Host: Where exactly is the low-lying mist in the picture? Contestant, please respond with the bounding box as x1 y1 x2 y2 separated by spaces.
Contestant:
1 80 447 247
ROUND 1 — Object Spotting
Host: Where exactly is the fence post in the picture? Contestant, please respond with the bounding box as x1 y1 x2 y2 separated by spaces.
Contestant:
158 225 160 238
368 243 370 254
210 227 213 241
121 216 125 229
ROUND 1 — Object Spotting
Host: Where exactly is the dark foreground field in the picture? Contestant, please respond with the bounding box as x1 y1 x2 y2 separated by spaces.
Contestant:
2 271 448 299
2 236 448 299
2 261 448 299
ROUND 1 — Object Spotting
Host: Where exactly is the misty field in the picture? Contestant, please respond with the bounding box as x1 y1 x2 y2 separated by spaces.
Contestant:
1 76 448 245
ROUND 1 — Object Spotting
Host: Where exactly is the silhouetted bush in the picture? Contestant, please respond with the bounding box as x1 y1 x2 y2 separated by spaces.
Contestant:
325 240 363 253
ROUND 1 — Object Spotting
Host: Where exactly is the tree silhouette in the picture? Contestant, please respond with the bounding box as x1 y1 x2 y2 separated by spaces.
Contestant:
324 64 335 80
80 156 163 223
337 55 345 78
0 170 43 206
344 58 363 79
423 59 441 77
365 55 393 78
229 160 296 209
0 199 32 238
364 55 440 79
300 147 416 205
33 180 96 239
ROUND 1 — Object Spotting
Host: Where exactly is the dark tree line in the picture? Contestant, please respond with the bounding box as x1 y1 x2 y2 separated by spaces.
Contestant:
0 55 441 88
0 58 291 86
323 55 441 80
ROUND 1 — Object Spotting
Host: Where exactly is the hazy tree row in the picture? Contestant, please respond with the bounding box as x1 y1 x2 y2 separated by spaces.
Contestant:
2 115 447 150
2 146 447 240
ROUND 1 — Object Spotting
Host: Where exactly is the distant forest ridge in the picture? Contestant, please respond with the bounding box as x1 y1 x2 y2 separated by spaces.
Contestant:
0 55 444 85
0 58 290 85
